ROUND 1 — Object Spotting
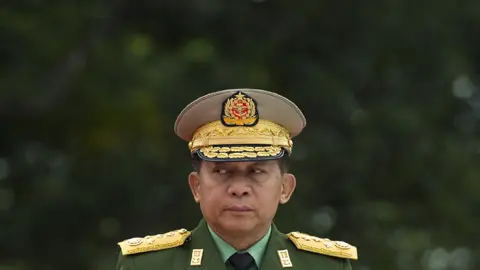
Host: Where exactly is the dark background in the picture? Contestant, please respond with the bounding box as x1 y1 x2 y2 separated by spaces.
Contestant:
1 1 479 269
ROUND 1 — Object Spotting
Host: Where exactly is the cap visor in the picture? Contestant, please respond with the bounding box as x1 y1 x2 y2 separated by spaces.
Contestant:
194 145 286 162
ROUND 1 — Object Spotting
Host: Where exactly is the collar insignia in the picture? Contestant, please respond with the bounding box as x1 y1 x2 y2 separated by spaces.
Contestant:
190 249 203 266
277 249 293 268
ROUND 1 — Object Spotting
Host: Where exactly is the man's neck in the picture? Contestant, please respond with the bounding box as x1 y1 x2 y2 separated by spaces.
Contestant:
209 224 271 251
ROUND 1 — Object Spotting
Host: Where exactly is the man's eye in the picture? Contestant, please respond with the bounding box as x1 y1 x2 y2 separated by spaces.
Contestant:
214 168 228 174
251 169 264 174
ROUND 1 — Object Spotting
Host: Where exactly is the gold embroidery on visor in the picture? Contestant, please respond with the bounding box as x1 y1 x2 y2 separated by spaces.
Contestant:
199 146 283 159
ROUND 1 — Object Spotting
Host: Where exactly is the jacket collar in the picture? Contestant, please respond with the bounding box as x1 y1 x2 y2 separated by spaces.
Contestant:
185 219 291 270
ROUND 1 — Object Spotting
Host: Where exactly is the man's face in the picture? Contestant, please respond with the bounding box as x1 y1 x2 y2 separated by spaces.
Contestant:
188 159 296 235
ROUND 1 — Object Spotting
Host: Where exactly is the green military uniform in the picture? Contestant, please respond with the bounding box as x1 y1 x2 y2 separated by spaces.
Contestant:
115 89 358 269
116 219 356 269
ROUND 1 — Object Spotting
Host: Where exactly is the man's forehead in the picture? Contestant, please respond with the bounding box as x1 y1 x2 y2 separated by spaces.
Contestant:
203 160 278 167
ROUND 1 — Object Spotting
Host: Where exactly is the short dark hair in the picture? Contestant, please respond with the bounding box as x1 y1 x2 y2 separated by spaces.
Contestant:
191 154 290 174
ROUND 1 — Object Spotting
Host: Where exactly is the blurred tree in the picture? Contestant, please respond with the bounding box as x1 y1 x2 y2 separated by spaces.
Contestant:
1 1 480 270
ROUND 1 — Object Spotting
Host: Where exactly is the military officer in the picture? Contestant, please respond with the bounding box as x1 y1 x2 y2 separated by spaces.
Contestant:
115 89 358 270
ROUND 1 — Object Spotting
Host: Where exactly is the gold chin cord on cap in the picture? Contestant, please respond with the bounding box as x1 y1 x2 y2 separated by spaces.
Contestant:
188 119 293 154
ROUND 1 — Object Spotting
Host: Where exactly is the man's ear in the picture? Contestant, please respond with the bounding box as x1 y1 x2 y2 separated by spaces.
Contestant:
188 172 201 203
280 173 296 204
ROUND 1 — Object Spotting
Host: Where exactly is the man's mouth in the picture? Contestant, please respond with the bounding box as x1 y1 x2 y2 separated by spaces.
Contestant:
226 205 253 211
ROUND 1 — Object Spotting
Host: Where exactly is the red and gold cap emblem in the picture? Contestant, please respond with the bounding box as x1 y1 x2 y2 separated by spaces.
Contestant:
221 91 259 126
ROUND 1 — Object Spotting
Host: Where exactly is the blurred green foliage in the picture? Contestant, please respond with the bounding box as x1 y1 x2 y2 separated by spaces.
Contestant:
1 1 480 270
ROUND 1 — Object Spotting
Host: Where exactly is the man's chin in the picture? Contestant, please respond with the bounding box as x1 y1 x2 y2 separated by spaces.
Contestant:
220 219 256 233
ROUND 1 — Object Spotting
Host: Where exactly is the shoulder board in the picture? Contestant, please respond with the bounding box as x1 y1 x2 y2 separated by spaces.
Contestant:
287 231 358 260
118 228 191 256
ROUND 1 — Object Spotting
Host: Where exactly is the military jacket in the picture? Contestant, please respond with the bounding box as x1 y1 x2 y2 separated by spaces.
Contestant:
115 219 357 270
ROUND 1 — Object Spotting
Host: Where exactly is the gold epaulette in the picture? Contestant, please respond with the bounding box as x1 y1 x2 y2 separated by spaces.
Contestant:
118 229 191 255
287 232 358 260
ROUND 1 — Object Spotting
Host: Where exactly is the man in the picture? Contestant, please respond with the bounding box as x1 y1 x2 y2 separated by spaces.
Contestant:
115 89 357 270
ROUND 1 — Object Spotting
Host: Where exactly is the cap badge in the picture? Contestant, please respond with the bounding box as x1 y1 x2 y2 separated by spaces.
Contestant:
221 91 259 126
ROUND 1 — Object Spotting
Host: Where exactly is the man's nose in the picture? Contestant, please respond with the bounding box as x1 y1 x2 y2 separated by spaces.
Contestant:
227 179 251 197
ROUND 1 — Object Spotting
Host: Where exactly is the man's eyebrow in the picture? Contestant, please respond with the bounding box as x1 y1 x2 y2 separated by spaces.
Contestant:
211 162 232 166
209 161 274 168
250 161 275 167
